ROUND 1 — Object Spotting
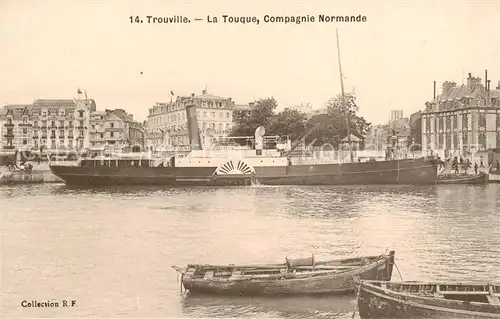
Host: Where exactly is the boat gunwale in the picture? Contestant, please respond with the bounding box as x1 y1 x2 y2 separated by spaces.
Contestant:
359 280 500 317
179 253 392 284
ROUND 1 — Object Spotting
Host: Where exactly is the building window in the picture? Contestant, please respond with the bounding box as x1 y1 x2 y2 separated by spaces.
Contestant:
212 123 216 130
51 130 56 139
211 112 215 118
22 116 28 124
479 133 486 150
226 112 230 119
110 132 114 137
22 128 28 134
60 120 64 127
79 121 84 127
51 121 56 127
478 113 486 127
203 111 207 118
78 110 84 118
110 122 114 128
100 133 104 139
218 123 223 131
69 140 73 148
59 130 64 138
42 120 47 128
23 139 27 145
51 140 56 148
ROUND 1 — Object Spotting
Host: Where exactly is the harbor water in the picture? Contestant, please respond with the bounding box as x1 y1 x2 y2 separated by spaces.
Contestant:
1 184 499 318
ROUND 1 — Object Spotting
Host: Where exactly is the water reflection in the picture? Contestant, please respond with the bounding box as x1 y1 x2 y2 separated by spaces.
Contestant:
1 183 499 318
180 293 356 319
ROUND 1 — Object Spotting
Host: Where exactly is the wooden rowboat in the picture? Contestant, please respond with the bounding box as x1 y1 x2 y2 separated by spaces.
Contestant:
171 250 395 296
356 280 500 318
437 172 488 185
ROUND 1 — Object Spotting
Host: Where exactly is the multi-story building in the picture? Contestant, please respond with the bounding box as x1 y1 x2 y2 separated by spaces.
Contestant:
0 98 95 151
146 89 240 149
364 124 389 150
421 73 500 156
89 109 145 152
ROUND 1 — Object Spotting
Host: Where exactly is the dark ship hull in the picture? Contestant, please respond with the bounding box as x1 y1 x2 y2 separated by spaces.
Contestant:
49 157 438 186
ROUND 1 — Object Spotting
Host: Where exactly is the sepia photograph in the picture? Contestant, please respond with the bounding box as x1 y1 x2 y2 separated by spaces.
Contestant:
1 0 499 318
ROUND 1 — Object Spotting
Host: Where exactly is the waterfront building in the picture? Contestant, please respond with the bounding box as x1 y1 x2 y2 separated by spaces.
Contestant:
0 97 95 152
364 124 389 151
89 109 145 152
389 117 411 148
146 89 244 149
421 73 500 156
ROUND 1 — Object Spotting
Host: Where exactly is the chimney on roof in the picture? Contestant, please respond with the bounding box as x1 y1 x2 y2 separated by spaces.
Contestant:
442 81 456 95
467 74 482 89
433 81 436 99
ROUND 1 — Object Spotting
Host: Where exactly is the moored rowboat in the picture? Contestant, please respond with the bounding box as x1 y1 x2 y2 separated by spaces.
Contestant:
356 280 500 318
437 172 489 185
171 250 395 296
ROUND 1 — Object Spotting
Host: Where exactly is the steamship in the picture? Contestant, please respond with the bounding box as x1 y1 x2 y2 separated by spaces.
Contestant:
49 102 438 186
49 30 438 186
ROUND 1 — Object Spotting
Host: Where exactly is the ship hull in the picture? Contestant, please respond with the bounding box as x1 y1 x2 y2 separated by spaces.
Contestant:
49 157 438 186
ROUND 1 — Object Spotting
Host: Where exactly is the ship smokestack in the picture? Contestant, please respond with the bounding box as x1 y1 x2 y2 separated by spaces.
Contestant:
433 81 436 99
485 69 488 91
185 95 202 151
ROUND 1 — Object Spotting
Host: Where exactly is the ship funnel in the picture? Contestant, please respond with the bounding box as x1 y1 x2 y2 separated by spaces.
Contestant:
204 128 215 149
185 103 202 150
255 126 266 155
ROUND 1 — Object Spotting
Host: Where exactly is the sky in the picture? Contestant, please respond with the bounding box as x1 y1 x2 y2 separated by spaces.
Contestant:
1 0 499 125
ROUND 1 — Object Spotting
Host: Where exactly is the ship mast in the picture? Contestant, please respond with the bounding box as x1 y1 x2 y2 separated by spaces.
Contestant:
336 28 354 163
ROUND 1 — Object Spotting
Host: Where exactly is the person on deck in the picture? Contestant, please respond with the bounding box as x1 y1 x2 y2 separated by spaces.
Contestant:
474 162 478 175
452 157 459 174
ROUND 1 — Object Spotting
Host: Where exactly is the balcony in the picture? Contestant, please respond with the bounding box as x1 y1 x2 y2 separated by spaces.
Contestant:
4 122 14 127
18 123 33 127
33 136 39 139
3 145 15 150
3 133 14 138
